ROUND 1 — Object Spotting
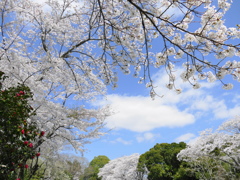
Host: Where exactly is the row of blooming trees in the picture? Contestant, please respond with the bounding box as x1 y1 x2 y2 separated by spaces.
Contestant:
98 143 195 180
98 117 240 180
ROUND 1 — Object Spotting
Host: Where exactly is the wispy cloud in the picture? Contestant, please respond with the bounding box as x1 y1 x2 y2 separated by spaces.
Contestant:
110 138 132 145
136 132 160 143
157 0 186 19
152 68 240 120
175 133 196 143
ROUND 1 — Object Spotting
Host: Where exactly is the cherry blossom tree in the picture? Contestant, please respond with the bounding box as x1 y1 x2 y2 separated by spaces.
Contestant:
1 0 240 159
1 0 111 159
98 153 144 180
38 154 88 180
177 116 240 179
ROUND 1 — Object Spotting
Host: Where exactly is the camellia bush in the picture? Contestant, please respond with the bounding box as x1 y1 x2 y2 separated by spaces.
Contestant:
0 71 45 180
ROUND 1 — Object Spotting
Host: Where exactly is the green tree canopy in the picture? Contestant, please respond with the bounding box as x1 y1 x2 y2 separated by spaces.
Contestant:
80 155 110 180
137 142 197 180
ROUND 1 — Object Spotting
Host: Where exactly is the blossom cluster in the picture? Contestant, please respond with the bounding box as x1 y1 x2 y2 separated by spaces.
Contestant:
177 116 240 171
86 0 238 93
98 154 140 180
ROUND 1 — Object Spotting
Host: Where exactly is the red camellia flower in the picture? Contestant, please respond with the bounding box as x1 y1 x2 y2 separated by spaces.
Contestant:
28 143 33 148
23 141 28 145
36 152 40 157
16 178 20 180
25 164 29 168
19 91 25 95
21 129 25 134
40 131 45 137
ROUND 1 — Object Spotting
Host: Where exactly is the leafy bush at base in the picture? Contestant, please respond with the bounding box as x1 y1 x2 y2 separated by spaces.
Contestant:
0 71 44 180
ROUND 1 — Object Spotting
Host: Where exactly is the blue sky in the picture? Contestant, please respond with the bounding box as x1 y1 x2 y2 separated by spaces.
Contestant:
75 1 240 162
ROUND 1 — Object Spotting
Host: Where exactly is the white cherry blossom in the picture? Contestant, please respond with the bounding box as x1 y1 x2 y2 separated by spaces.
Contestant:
98 154 142 180
178 116 240 174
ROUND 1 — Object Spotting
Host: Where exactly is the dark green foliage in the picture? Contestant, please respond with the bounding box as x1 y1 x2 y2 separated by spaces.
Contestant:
80 155 110 180
0 71 43 179
137 142 198 180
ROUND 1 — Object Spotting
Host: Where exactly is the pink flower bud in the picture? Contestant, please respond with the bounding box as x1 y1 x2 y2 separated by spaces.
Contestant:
40 131 45 137
36 153 40 157
21 129 25 134
28 143 33 148
25 164 28 168
23 141 28 145
19 91 25 95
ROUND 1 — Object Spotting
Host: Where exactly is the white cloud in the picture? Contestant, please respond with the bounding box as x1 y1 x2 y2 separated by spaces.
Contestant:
157 0 186 18
175 133 196 143
94 67 240 133
213 103 240 119
136 132 160 143
96 94 195 132
190 95 214 111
